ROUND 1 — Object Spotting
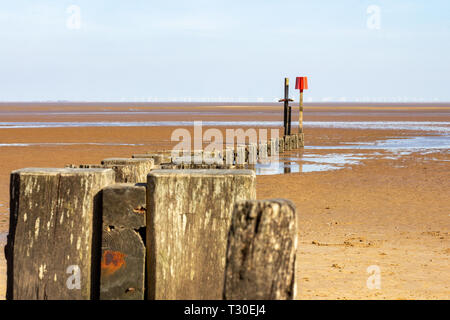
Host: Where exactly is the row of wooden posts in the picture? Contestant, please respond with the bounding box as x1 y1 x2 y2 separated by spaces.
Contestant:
5 134 303 300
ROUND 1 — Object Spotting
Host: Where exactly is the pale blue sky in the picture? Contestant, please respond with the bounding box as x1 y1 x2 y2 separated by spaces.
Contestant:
0 0 449 102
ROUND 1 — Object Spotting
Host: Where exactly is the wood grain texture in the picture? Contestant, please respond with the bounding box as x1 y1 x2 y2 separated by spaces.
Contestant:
100 227 145 300
100 183 146 300
147 169 256 300
248 144 257 166
132 154 171 165
223 199 297 300
102 183 146 229
68 162 154 184
236 145 246 167
268 139 278 157
6 168 115 300
284 135 291 151
291 134 298 150
298 133 305 147
278 137 285 153
258 142 268 160
224 148 235 166
101 158 155 183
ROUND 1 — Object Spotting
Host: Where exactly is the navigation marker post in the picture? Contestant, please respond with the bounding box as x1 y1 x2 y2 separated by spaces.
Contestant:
295 76 308 133
279 78 294 137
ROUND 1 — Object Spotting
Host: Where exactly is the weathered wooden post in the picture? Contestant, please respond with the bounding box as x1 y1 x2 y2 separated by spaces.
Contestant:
101 158 154 183
298 133 304 148
287 106 292 135
146 169 256 300
224 148 235 167
274 137 280 155
282 78 288 137
160 163 178 170
191 149 203 165
211 149 224 166
296 134 302 149
290 134 297 150
248 143 257 166
236 145 246 167
278 137 285 153
295 76 308 147
268 138 277 157
258 141 268 161
132 153 171 165
278 78 293 137
284 135 291 151
100 183 146 300
6 168 115 300
70 160 154 185
223 199 297 300
78 164 135 184
202 150 217 165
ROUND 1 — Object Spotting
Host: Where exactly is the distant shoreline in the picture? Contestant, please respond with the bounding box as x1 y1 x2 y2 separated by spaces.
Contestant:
0 102 450 108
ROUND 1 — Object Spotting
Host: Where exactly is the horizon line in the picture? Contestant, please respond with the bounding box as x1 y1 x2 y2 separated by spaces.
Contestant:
0 101 449 105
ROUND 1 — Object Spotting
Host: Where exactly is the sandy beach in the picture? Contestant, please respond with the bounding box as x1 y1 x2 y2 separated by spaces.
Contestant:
0 103 449 299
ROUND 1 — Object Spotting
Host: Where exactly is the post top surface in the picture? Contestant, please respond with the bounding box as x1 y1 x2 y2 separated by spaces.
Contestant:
102 157 154 163
12 167 115 175
132 154 158 158
103 182 146 189
148 169 256 178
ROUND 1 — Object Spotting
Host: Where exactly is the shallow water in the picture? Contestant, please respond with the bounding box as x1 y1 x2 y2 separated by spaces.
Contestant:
256 135 449 175
1 120 450 132
0 117 447 175
255 162 340 175
308 136 450 152
339 136 450 149
302 154 365 165
0 135 447 174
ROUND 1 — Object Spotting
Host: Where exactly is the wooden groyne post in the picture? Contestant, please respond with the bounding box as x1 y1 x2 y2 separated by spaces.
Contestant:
132 153 171 165
146 169 256 300
223 199 297 300
101 158 155 183
6 168 115 300
100 183 146 300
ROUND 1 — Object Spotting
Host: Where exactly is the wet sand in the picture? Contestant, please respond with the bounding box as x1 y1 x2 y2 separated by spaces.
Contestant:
0 103 449 299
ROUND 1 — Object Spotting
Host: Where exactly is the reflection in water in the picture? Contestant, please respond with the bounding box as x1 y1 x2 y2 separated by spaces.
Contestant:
255 161 300 175
255 161 341 175
303 154 364 165
308 136 450 152
255 134 449 176
0 134 446 176
255 149 344 175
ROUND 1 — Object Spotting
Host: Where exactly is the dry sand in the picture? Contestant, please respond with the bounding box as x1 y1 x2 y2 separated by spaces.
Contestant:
0 103 449 299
